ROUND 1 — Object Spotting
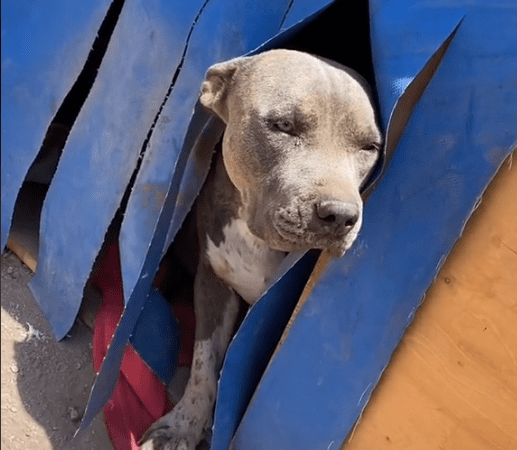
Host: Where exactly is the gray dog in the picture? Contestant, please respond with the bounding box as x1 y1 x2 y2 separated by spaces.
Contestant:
142 49 382 450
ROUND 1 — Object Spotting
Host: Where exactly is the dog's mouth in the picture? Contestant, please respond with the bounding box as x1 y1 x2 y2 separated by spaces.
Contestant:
270 207 361 258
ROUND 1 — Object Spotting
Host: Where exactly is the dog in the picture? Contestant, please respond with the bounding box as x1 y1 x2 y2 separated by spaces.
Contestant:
142 49 382 450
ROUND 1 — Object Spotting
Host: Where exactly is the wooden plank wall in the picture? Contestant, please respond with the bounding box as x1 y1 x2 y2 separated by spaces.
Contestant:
343 153 517 450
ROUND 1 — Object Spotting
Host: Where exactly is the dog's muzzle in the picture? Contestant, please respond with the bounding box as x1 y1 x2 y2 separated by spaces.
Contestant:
272 197 362 257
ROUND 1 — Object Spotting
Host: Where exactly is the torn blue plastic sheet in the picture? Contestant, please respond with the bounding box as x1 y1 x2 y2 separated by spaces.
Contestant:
222 2 517 450
1 0 112 250
2 0 516 449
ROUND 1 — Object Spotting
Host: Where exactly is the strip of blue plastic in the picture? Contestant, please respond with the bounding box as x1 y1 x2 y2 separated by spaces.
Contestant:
129 288 180 386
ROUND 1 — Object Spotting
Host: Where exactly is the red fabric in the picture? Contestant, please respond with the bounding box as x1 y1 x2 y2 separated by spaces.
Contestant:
91 242 176 450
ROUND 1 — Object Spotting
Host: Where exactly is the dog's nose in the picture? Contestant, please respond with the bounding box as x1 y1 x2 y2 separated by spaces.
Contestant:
316 199 359 230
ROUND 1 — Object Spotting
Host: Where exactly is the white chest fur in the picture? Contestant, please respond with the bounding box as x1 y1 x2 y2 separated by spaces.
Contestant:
206 218 286 304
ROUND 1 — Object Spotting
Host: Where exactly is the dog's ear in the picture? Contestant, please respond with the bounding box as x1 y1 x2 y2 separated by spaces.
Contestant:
200 58 244 123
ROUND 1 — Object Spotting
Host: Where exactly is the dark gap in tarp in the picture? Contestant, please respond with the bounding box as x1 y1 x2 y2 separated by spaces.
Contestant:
283 0 376 99
8 0 126 261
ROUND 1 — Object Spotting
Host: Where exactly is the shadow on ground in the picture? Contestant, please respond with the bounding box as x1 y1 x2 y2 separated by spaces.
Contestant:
1 250 113 450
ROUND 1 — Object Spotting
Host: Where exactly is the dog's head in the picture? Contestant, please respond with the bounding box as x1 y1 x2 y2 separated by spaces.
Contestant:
200 49 382 257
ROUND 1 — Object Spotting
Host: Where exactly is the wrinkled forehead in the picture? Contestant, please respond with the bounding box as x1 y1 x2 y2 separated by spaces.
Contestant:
237 54 380 139
241 54 373 121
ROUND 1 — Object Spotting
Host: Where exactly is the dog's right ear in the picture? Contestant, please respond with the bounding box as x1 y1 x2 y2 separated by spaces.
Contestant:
200 58 244 123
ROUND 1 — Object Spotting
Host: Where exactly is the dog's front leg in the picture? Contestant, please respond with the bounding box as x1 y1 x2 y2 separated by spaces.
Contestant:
142 260 240 450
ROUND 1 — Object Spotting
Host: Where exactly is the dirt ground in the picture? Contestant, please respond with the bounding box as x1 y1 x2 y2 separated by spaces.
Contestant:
1 249 114 450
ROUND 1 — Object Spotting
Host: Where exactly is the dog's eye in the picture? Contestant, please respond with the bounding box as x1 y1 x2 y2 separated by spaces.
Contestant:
273 120 295 134
361 143 380 152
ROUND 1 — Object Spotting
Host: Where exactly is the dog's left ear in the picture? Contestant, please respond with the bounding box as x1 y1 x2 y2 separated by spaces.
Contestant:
200 58 245 123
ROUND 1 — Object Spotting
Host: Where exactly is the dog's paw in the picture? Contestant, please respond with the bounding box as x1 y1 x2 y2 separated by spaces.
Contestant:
140 422 197 450
140 386 214 450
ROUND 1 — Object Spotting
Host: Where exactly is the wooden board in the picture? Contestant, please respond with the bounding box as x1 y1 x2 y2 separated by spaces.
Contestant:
343 153 517 449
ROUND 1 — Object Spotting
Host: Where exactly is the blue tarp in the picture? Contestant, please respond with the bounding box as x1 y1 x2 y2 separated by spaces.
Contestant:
1 0 112 251
2 1 516 449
